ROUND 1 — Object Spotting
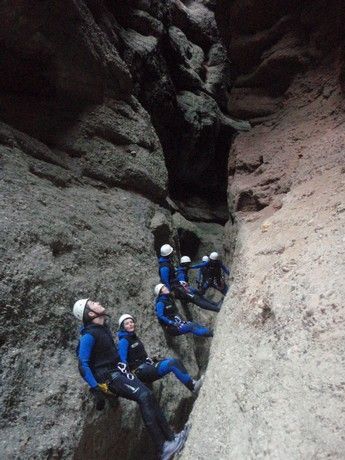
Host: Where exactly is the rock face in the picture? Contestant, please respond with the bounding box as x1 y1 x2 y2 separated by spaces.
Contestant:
0 1 226 459
2 0 344 459
181 1 345 458
112 0 250 219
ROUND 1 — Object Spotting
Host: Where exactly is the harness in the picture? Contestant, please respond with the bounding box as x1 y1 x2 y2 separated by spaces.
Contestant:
160 295 180 321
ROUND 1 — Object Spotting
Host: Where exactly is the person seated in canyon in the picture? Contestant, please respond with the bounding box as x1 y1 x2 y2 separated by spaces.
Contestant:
154 283 213 337
198 252 229 296
158 244 220 311
117 314 204 395
175 256 221 312
73 298 188 460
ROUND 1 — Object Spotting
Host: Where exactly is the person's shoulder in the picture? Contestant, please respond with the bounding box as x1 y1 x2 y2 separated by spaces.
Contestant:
83 324 105 340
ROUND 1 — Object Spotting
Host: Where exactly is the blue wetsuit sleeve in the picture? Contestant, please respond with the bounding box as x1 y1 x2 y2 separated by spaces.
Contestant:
222 264 230 275
176 268 187 282
190 261 207 270
160 266 171 289
156 300 175 326
118 338 129 364
78 333 98 388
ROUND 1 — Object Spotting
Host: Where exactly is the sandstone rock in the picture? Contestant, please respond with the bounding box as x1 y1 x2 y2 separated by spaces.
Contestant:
228 88 282 119
181 2 345 456
0 0 132 102
0 134 201 459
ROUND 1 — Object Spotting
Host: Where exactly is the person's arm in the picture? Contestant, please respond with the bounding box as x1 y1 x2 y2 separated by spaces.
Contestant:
160 266 171 289
118 338 129 364
222 264 230 275
155 300 175 326
190 261 207 270
78 333 98 388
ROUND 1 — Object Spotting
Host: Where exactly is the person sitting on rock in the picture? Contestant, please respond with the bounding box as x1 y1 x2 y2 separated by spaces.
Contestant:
175 256 221 312
117 314 204 395
73 298 188 460
199 252 230 296
154 284 213 337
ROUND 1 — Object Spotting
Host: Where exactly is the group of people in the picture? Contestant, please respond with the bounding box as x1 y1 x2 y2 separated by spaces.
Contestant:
73 244 229 459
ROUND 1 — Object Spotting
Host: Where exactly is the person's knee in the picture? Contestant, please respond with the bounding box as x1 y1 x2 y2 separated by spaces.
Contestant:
137 386 153 405
170 358 186 373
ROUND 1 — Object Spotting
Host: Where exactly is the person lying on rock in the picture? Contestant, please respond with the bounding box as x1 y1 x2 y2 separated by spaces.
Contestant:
175 256 222 312
117 314 204 395
198 252 229 296
154 284 213 337
73 298 188 460
158 244 220 312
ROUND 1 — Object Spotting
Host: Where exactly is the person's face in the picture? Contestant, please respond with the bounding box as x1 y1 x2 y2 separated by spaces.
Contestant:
87 300 106 324
161 286 170 295
123 318 135 332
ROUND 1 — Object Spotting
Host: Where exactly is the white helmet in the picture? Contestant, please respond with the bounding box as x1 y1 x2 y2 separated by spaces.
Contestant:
118 313 134 328
202 255 209 262
180 255 191 264
73 299 89 321
210 252 219 260
154 283 165 296
160 244 173 257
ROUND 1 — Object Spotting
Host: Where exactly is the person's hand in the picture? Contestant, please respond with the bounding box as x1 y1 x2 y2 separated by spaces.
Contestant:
98 383 111 394
90 387 106 411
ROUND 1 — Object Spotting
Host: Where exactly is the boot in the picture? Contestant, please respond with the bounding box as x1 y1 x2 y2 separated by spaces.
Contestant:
160 434 185 460
192 375 204 396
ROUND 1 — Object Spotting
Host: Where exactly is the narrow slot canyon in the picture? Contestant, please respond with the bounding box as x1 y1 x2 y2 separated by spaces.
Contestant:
0 1 344 459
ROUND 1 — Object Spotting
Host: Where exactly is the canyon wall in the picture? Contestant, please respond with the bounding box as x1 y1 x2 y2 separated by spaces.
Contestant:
181 1 345 458
0 1 230 458
1 0 344 459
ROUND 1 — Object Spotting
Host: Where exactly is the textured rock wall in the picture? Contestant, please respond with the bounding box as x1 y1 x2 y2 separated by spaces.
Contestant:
0 1 227 458
181 1 345 458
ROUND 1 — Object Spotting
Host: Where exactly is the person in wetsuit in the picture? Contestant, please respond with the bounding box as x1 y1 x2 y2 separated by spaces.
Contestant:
175 256 221 312
154 284 213 337
117 314 203 395
195 255 209 291
198 252 229 295
73 298 187 460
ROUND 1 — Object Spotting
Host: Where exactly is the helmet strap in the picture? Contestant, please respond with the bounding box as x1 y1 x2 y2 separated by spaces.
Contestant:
84 306 110 323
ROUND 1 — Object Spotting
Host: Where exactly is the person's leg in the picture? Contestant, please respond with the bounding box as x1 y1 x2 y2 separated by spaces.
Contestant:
135 363 161 384
156 358 194 391
199 280 209 295
221 283 228 295
178 321 213 337
191 293 220 312
108 371 173 451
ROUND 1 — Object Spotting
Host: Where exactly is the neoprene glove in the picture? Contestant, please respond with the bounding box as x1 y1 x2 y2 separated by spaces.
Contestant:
90 387 106 411
98 383 110 394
